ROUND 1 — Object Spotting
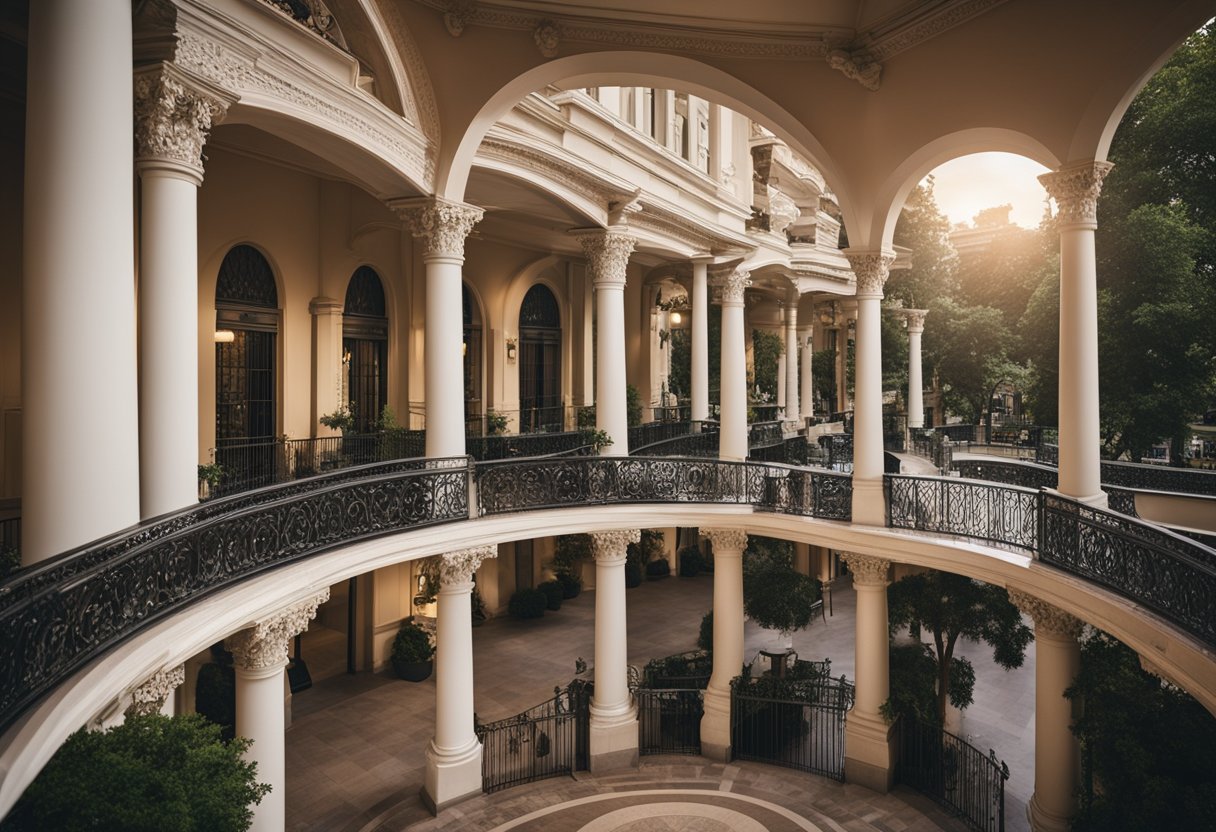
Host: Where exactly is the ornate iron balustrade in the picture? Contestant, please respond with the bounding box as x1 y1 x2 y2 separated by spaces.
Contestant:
1039 492 1216 646
747 421 784 449
1099 459 1216 496
475 680 591 793
632 429 718 458
895 715 1008 832
628 420 698 450
730 674 853 779
466 431 594 461
0 459 469 734
886 475 1040 551
759 467 853 521
952 459 1057 491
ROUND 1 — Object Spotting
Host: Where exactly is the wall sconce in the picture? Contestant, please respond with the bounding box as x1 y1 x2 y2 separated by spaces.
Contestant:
818 303 836 326
214 329 235 343
669 311 683 325
462 339 468 357
505 337 517 363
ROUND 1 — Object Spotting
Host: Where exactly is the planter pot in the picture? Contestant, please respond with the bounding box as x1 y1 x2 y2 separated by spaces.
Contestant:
392 658 433 682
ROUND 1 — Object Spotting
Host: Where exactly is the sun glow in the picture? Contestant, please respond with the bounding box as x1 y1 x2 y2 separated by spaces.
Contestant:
923 152 1052 229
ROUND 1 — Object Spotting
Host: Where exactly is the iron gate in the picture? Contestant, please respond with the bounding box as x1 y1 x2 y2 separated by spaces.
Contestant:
475 680 590 793
895 716 1008 832
637 688 703 755
730 676 852 780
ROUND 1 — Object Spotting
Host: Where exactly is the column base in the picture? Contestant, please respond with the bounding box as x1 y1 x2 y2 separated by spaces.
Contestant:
589 709 639 773
851 478 887 526
1026 793 1074 832
699 687 731 762
422 739 483 815
844 710 894 793
1046 486 1108 510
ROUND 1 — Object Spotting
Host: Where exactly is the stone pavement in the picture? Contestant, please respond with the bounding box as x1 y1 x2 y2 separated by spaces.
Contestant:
285 571 1036 831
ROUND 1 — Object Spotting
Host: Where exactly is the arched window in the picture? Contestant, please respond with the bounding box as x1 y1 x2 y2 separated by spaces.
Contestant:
463 283 483 432
518 284 562 433
215 245 278 446
343 266 388 433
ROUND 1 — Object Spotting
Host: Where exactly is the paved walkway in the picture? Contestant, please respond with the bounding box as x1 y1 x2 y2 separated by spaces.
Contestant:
286 573 1036 831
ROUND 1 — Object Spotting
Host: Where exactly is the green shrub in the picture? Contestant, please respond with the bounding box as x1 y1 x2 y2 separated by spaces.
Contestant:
555 571 582 599
0 546 20 580
391 619 435 664
624 561 643 588
508 588 548 619
698 610 713 652
537 580 564 611
678 545 701 577
4 713 269 832
645 558 671 578
626 384 642 427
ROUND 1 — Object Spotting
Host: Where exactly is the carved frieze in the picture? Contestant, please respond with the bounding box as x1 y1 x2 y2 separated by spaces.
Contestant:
394 198 485 259
225 590 330 671
534 20 560 57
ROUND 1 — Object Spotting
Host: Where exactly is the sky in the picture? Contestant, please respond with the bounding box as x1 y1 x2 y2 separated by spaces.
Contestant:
922 152 1051 229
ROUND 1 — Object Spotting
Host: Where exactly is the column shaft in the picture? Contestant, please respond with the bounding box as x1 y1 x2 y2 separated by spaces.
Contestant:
235 665 286 832
907 329 924 429
846 253 893 525
23 0 138 562
691 260 710 421
799 326 814 422
701 528 746 760
579 231 635 454
718 270 750 461
310 298 345 434
784 305 799 420
426 257 467 458
589 530 639 770
841 552 893 792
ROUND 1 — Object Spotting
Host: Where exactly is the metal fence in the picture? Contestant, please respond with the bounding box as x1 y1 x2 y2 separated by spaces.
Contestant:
886 475 1040 550
636 687 703 756
475 680 591 793
730 675 853 779
895 715 1009 832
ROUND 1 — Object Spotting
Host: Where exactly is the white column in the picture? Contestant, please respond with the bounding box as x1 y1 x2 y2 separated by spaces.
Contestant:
845 252 895 525
23 0 138 562
310 298 345 435
426 545 497 811
226 592 328 832
717 269 751 460
1010 591 1083 832
901 309 928 430
1039 162 1113 506
588 530 640 770
125 664 185 718
841 552 893 792
777 352 786 409
700 528 747 761
691 257 711 422
395 199 485 459
799 324 815 421
578 231 636 455
784 299 800 422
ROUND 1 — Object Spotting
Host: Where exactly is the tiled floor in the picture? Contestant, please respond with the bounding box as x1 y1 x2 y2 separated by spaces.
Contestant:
286 572 1036 831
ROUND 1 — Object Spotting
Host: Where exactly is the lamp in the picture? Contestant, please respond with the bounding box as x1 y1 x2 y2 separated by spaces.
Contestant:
505 337 517 363
669 310 683 325
214 329 235 343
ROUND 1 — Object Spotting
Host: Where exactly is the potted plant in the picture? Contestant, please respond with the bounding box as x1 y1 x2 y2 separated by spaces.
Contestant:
645 558 671 580
319 405 356 434
507 587 548 619
537 580 564 611
197 463 223 501
485 409 508 436
390 619 435 682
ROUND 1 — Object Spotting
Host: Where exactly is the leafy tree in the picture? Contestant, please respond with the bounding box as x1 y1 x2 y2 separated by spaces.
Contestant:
1017 259 1061 425
1066 631 1216 832
742 536 820 641
881 307 910 393
957 221 1050 323
812 349 837 413
751 329 783 402
3 714 269 832
887 570 1032 724
882 642 943 725
668 326 689 400
889 179 960 307
923 297 1014 424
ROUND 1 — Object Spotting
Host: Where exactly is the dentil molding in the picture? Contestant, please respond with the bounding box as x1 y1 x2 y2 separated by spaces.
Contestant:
224 590 330 671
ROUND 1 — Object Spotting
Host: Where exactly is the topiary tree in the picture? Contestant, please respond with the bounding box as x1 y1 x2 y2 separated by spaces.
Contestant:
4 713 269 832
743 551 820 645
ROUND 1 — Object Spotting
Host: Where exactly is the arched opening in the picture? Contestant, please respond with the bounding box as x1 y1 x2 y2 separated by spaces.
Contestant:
463 283 483 434
215 245 279 445
518 283 562 433
342 266 388 434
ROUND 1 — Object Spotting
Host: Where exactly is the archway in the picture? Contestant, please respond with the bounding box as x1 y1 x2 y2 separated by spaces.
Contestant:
214 245 279 445
463 282 484 433
518 283 563 433
343 266 388 433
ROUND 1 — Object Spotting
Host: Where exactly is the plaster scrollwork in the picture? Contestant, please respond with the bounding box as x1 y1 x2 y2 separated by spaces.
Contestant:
393 199 485 259
125 665 186 716
1038 161 1114 228
840 552 891 586
577 231 636 287
768 187 799 235
444 0 475 36
134 67 230 174
534 20 561 58
901 308 928 334
714 268 751 306
827 49 882 91
439 544 497 586
225 590 330 671
590 529 641 563
1008 589 1084 640
702 528 748 554
844 251 894 299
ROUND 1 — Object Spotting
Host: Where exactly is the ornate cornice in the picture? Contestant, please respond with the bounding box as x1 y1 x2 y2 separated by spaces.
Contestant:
715 268 751 306
439 544 497 586
1038 161 1114 229
702 527 748 553
134 64 230 175
393 198 485 259
577 230 636 286
590 529 640 563
476 134 635 208
1008 589 1084 639
899 308 928 334
864 0 1010 62
126 665 185 716
225 590 330 671
840 552 890 586
844 250 894 299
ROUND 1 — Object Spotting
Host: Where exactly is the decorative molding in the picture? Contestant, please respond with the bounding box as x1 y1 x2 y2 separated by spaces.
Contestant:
768 187 799 234
375 0 441 144
844 250 894 299
439 544 497 585
715 268 751 305
477 134 635 208
1038 161 1114 229
134 64 231 174
900 308 928 333
1008 589 1084 640
534 19 560 57
590 529 641 562
392 198 485 259
126 665 185 716
577 230 637 286
702 527 748 553
225 590 330 671
827 48 881 91
444 0 475 36
840 552 890 586
865 0 1010 63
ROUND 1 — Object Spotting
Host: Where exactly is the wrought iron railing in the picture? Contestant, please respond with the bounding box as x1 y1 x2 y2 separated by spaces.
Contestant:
748 421 784 450
628 419 698 450
636 687 703 756
895 715 1008 832
475 680 591 792
730 674 853 779
632 429 718 458
954 457 1216 501
886 475 1040 551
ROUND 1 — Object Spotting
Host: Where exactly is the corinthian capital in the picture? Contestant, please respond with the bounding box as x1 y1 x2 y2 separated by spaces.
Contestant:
126 665 185 717
577 229 636 287
844 250 894 300
840 552 890 586
439 544 497 587
702 527 748 553
590 529 640 563
1038 161 1114 229
900 308 928 334
225 590 330 671
714 268 751 306
393 198 484 259
134 64 231 177
1008 589 1084 639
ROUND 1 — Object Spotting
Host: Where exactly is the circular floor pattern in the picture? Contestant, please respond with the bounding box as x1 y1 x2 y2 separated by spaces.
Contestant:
490 789 826 832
